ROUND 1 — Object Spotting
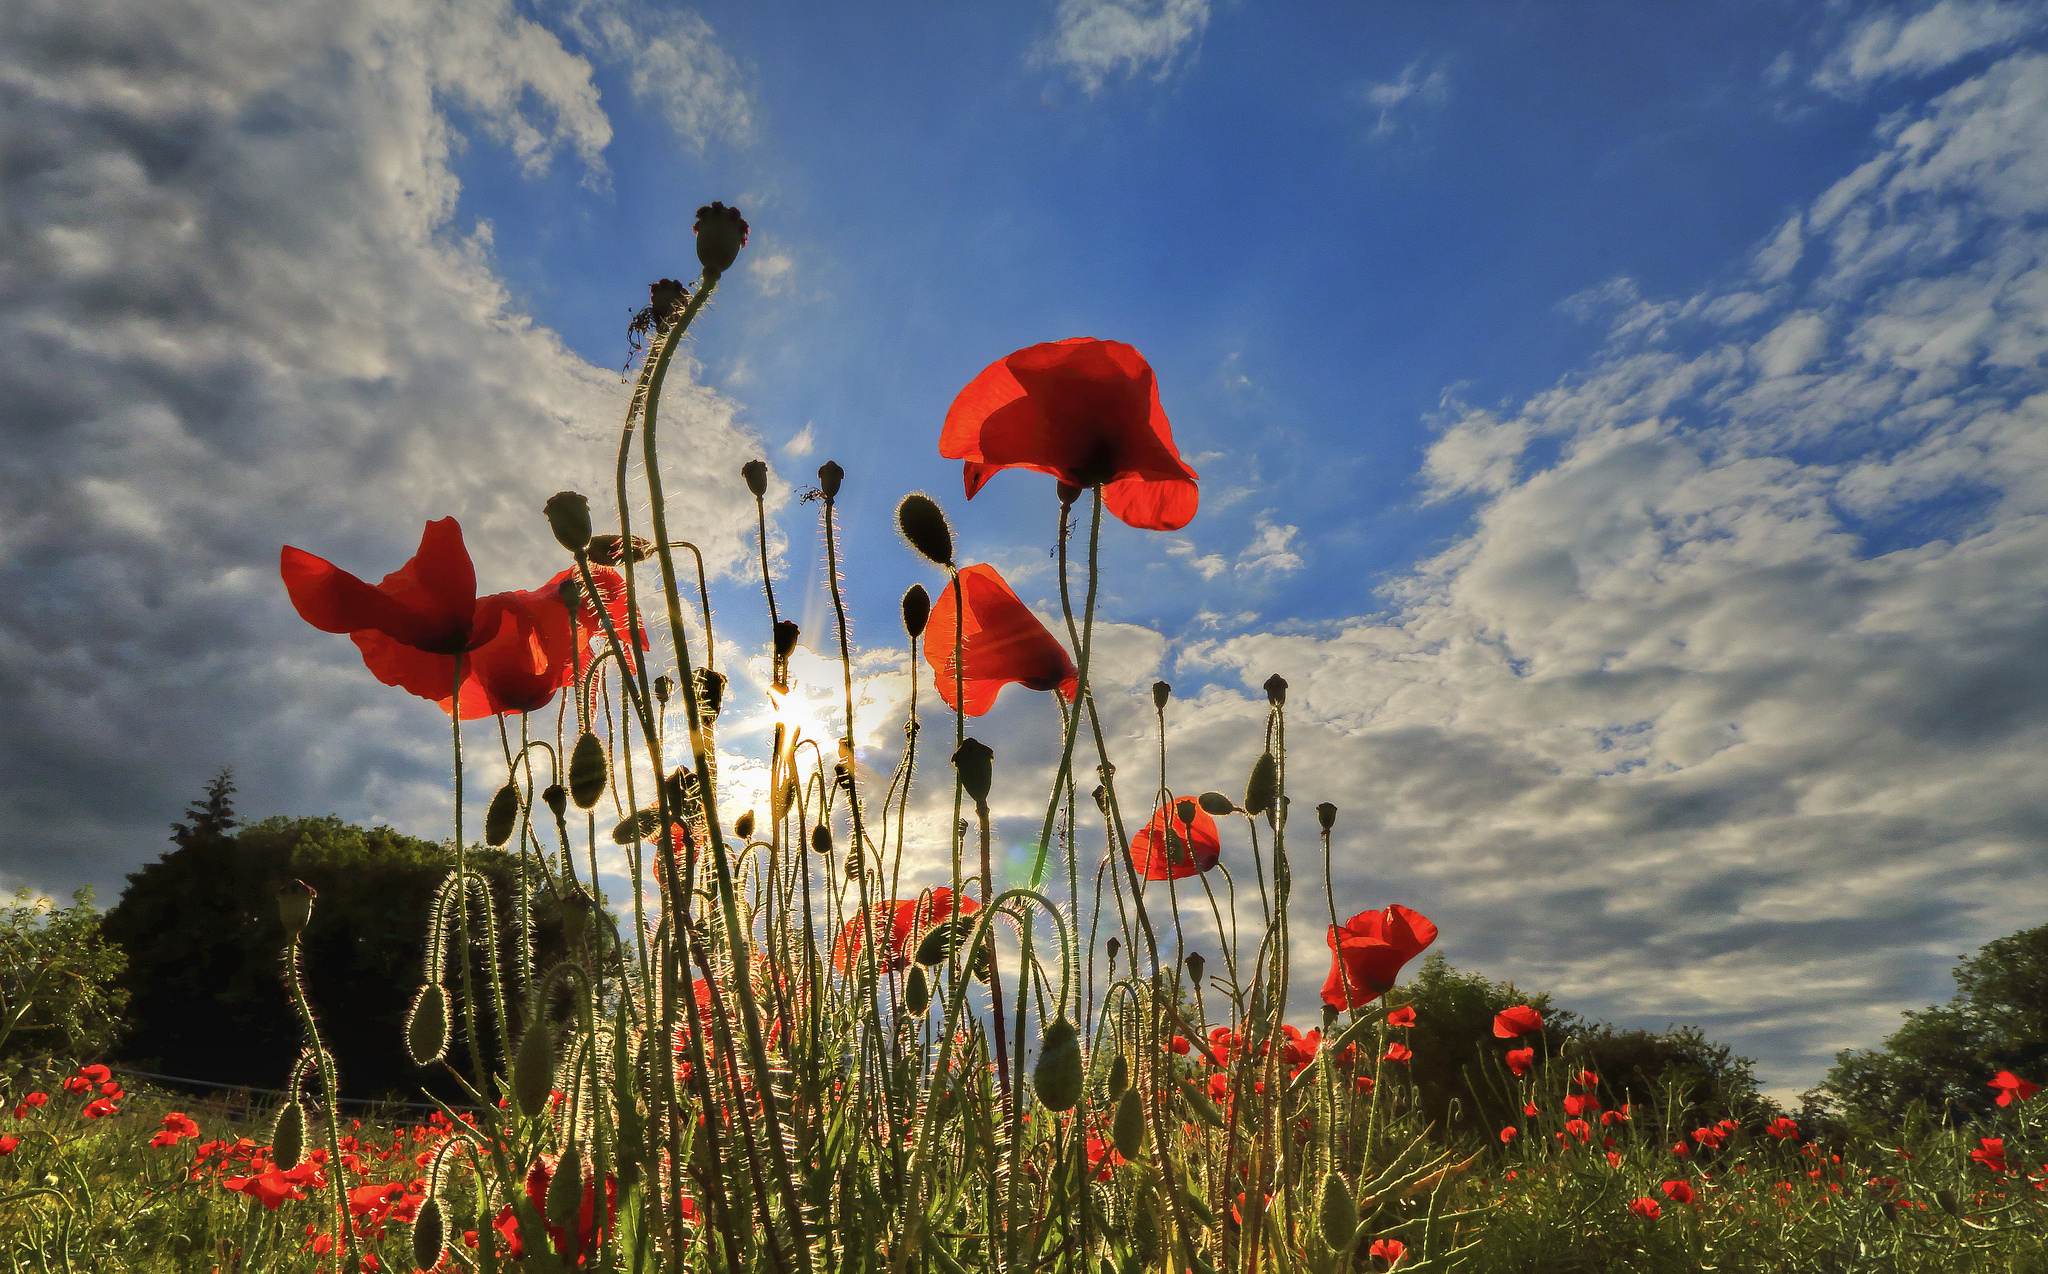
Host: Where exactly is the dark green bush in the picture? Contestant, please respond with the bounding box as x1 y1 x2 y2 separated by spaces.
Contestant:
0 886 129 1063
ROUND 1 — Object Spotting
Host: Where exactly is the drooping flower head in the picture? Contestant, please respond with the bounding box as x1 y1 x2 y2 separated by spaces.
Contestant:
1321 905 1438 1010
941 338 1199 530
1130 795 1220 880
924 564 1078 716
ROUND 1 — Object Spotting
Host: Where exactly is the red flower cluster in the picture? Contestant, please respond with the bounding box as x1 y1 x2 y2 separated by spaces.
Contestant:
1130 796 1220 880
488 1155 618 1265
149 1112 200 1148
11 1091 47 1120
225 1152 327 1209
1321 905 1438 1010
923 564 1077 716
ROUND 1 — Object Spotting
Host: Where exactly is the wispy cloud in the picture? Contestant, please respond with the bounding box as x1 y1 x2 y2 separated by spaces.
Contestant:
1814 0 2046 93
1355 60 1451 139
1039 0 1209 94
783 423 816 456
556 0 753 149
748 249 797 296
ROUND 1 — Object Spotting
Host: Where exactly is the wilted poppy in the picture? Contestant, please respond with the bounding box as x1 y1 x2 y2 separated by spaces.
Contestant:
1989 1071 2041 1107
830 887 980 972
1493 1005 1543 1038
940 338 1200 531
1321 905 1438 1010
924 564 1078 716
1130 796 1220 880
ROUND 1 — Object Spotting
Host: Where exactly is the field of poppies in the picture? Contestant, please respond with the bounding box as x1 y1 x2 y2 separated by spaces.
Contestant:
3 205 2044 1272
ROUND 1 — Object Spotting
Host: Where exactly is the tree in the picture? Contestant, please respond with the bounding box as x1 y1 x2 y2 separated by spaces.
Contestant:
170 768 239 846
103 813 568 1101
0 887 130 1063
1813 921 2048 1133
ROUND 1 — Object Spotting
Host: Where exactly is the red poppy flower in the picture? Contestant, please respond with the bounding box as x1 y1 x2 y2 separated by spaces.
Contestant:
830 887 980 972
150 1112 200 1148
1563 1094 1599 1117
83 1097 118 1119
1563 1118 1592 1143
1500 1126 1518 1144
940 338 1200 531
1207 1026 1239 1066
1764 1117 1799 1141
1493 1005 1543 1038
1130 796 1221 880
1367 1237 1406 1267
521 1154 618 1262
1990 1071 2041 1107
1970 1138 2008 1173
1321 905 1438 1010
924 564 1078 716
1505 1048 1535 1077
1660 1180 1695 1205
1384 1006 1417 1028
1628 1196 1661 1220
1382 1042 1412 1065
1280 1025 1321 1078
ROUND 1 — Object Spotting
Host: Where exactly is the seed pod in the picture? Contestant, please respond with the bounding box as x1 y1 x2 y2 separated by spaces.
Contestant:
904 966 930 1015
541 784 568 820
276 879 316 940
1244 751 1279 817
512 1015 556 1119
1033 1018 1084 1112
406 983 450 1065
1185 952 1205 985
1317 802 1337 832
1107 1054 1129 1099
412 1197 446 1272
810 824 832 856
952 738 993 810
484 783 519 847
896 493 954 568
1111 1087 1146 1160
734 810 756 841
271 1099 305 1171
1152 681 1171 710
1092 785 1111 817
1318 1171 1358 1251
695 669 725 722
664 768 702 820
653 675 674 705
818 461 844 499
1263 673 1288 706
693 201 748 278
568 732 607 809
902 584 931 640
546 1152 584 1230
742 459 769 497
1105 936 1120 965
543 491 592 554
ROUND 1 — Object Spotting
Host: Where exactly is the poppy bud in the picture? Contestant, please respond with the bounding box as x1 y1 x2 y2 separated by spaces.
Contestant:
1152 681 1171 710
1317 802 1337 832
818 461 843 499
1317 1171 1357 1252
272 1099 306 1171
613 809 662 845
1322 1003 1339 1029
1185 952 1205 985
541 784 568 820
1033 1017 1084 1112
407 983 450 1066
773 620 800 691
1092 785 1110 817
742 459 769 497
413 1197 446 1272
1263 674 1288 706
568 732 607 809
1105 936 1120 964
277 879 316 940
695 669 725 723
654 675 674 704
905 965 930 1015
1197 791 1236 817
587 533 653 566
1107 1053 1129 1099
811 824 832 856
1131 1188 1162 1263
513 1014 556 1119
543 491 593 555
896 493 954 568
969 938 993 984
692 201 748 278
734 810 756 841
902 584 931 640
485 783 519 847
1112 1087 1146 1160
546 1151 583 1229
1057 481 1083 507
913 916 966 966
1244 752 1279 817
952 738 993 811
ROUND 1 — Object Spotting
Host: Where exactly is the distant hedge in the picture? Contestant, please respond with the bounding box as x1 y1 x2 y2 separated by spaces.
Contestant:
102 814 566 1101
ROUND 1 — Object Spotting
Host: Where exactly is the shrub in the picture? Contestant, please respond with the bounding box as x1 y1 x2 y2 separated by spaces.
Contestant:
0 886 129 1063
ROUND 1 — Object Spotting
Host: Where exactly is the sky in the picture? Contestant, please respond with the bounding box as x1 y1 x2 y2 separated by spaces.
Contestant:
5 0 2048 1099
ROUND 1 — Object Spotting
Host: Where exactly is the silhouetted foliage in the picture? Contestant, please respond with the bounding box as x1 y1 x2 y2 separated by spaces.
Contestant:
103 813 568 1101
1 886 129 1063
169 768 239 847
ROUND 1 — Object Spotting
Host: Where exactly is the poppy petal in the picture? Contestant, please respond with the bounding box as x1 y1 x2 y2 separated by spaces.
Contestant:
925 564 1078 716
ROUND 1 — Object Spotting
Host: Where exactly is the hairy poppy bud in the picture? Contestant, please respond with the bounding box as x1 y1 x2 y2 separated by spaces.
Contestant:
896 493 954 568
612 809 661 845
969 937 993 984
1185 952 1205 985
1317 802 1337 832
1033 1017 1084 1112
902 584 931 640
913 916 965 967
587 533 653 566
1263 673 1288 706
811 824 832 856
541 784 567 820
407 983 450 1065
1322 1002 1339 1029
1112 1087 1146 1160
773 620 800 692
1107 1053 1129 1099
1197 791 1236 816
1318 1171 1357 1252
513 1013 556 1119
277 879 316 940
543 491 593 554
413 1197 446 1272
905 965 930 1014
693 202 748 278
485 783 519 847
272 1099 306 1171
547 1151 583 1229
952 738 993 810
694 668 725 721
1245 752 1279 817
653 675 674 704
818 461 844 499
734 810 756 841
1152 681 1171 710
1092 785 1110 817
1105 936 1120 964
742 459 769 497
568 732 607 809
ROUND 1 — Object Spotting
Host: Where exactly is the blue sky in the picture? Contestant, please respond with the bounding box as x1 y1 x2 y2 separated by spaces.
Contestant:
7 0 2048 1098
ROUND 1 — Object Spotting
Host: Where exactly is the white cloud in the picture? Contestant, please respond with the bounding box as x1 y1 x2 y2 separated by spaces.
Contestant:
1814 0 2046 93
783 423 816 456
747 249 797 296
555 0 753 149
1236 514 1302 576
0 0 766 893
1172 52 2048 1096
1355 60 1451 139
1039 0 1209 94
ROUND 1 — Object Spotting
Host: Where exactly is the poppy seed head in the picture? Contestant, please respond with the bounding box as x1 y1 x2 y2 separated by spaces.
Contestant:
741 459 769 498
818 461 844 499
693 202 748 278
543 491 593 554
